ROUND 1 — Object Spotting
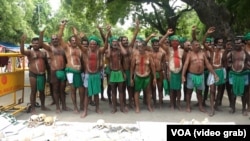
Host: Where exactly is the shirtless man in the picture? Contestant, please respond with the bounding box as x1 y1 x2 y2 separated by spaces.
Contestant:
227 38 249 116
182 40 218 113
20 34 50 114
120 20 140 108
243 32 250 111
60 21 84 113
106 37 128 113
38 23 70 113
151 38 166 108
159 29 183 110
204 27 226 116
77 28 110 118
130 41 156 113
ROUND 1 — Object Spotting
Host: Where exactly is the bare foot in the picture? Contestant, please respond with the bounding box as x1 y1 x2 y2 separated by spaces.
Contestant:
135 107 140 113
80 111 87 118
41 106 51 111
31 108 36 115
229 108 235 114
170 106 175 111
186 108 191 113
96 109 103 114
101 97 106 101
50 101 55 105
199 107 207 113
120 107 129 113
177 105 182 111
56 109 61 114
147 106 153 112
73 107 80 114
209 110 215 117
242 111 248 116
111 108 117 114
62 106 72 111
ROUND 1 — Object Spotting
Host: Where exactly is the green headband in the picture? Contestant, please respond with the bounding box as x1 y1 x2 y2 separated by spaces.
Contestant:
109 36 118 44
169 35 180 42
88 35 101 46
136 36 144 42
151 37 159 43
179 37 187 43
244 33 250 41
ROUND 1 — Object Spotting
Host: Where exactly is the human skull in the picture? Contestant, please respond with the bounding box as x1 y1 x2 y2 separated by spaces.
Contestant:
29 115 39 122
44 116 53 126
38 113 46 122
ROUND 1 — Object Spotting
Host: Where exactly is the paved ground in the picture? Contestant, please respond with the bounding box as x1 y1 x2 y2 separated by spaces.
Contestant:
1 72 250 125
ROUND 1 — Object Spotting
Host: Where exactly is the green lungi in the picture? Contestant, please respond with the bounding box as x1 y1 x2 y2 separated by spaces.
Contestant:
37 74 45 91
125 70 131 86
56 69 66 81
170 72 182 90
134 75 150 92
191 74 203 87
88 72 101 96
215 68 225 85
229 70 249 96
109 70 125 83
163 79 169 95
65 67 83 88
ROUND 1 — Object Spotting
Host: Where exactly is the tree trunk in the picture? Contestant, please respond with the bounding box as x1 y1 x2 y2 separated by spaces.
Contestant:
181 0 234 39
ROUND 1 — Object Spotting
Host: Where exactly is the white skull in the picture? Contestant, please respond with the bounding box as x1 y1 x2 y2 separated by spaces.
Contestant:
44 116 53 126
29 115 39 122
96 119 105 128
38 113 46 122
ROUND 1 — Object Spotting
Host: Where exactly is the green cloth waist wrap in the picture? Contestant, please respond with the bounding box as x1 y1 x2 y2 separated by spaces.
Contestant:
37 74 45 91
215 68 225 85
109 70 124 83
229 70 249 96
56 69 66 81
191 73 203 87
163 79 169 95
65 67 83 88
170 72 181 90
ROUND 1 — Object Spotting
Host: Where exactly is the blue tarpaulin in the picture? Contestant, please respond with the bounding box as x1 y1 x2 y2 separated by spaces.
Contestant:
0 42 20 52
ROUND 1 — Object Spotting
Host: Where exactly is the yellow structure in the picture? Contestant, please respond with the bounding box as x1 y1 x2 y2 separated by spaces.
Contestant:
0 53 26 115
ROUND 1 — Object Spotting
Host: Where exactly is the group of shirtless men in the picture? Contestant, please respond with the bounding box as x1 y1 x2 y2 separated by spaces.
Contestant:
20 19 250 118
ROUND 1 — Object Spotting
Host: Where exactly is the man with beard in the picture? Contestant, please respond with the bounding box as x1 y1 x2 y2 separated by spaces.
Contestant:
60 21 84 114
119 20 140 108
204 27 226 116
75 27 110 118
106 36 128 113
151 38 166 108
39 21 70 113
227 38 249 116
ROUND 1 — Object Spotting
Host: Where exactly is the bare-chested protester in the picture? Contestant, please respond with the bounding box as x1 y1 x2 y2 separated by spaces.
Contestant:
20 34 50 114
106 36 128 113
159 29 183 110
227 38 249 116
151 38 166 108
120 19 140 109
38 22 70 113
182 40 219 114
130 40 156 113
75 27 110 118
59 21 84 114
203 27 226 116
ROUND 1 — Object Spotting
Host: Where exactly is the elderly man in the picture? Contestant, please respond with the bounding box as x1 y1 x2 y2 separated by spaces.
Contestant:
182 40 218 114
